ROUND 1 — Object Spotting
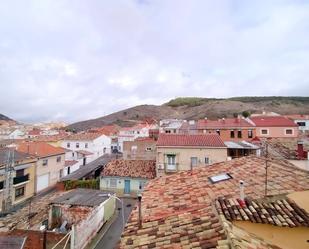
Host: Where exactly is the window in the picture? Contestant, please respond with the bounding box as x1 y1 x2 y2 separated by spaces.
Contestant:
209 173 232 183
15 169 24 177
205 157 209 164
72 152 75 157
165 130 171 134
237 130 242 138
166 154 176 171
297 122 306 127
15 186 25 198
85 143 88 148
110 179 117 188
261 129 269 135
230 130 235 138
285 129 293 135
76 143 79 148
146 147 152 151
42 159 48 166
248 130 253 138
67 143 70 148
190 157 198 167
139 181 147 190
56 156 61 163
103 147 106 153
216 129 220 135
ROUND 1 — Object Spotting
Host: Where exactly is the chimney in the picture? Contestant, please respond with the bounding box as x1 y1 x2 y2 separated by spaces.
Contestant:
239 180 245 207
204 117 207 120
138 194 142 228
297 141 304 159
222 118 225 123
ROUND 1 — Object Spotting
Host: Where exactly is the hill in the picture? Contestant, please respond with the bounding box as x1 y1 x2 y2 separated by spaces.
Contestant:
0 114 13 121
67 96 309 131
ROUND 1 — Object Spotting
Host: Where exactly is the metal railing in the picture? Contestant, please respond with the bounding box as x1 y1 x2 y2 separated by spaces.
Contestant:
13 174 29 185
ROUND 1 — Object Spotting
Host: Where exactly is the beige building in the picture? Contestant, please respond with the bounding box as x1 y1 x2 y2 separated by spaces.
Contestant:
156 134 227 176
0 148 37 212
123 137 156 160
17 141 65 193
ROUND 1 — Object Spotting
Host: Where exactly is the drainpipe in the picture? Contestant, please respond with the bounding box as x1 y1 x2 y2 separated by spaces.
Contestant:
138 194 142 228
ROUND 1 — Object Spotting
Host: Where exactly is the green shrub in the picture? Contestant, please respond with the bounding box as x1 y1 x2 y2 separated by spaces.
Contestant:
64 179 99 190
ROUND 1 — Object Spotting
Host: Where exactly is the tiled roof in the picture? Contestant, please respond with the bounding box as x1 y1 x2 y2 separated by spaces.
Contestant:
119 156 309 248
17 141 65 158
216 196 309 227
34 134 69 142
156 134 226 147
250 116 297 127
76 150 93 156
65 160 79 167
285 114 309 120
65 132 103 141
102 159 156 179
89 125 120 136
197 118 255 129
0 148 34 166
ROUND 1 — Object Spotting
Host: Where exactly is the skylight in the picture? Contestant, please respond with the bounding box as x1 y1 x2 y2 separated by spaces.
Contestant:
209 173 232 183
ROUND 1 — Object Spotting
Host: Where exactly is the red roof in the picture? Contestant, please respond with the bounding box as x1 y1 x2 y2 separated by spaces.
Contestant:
285 114 309 120
66 132 103 141
17 141 65 158
197 118 254 129
28 129 41 136
65 160 79 167
157 134 226 147
250 116 297 127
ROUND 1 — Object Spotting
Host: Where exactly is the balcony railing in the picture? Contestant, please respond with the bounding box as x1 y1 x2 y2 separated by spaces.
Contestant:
164 163 178 172
13 174 29 185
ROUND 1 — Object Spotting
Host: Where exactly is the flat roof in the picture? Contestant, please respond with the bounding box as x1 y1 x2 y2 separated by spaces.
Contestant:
224 141 260 149
50 188 111 207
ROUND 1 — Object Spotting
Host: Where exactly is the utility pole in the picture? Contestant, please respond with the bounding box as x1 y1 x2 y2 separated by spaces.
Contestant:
2 149 14 212
264 140 269 197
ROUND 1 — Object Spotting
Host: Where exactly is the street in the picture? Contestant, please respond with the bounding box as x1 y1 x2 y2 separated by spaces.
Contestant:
94 197 136 249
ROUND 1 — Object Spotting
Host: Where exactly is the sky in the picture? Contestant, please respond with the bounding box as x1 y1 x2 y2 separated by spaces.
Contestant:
0 0 309 123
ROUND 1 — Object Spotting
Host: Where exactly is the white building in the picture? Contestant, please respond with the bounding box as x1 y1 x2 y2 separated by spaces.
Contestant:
159 119 184 134
61 132 111 164
286 115 309 132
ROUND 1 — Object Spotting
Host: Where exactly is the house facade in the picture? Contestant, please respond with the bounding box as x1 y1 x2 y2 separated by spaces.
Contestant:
0 148 36 212
250 116 298 138
61 132 111 163
123 137 156 160
194 118 256 141
17 142 66 193
100 159 156 196
156 134 227 176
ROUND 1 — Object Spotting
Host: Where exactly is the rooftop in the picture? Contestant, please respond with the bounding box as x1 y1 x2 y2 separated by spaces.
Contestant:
285 114 309 120
0 236 26 249
65 132 104 141
197 118 254 129
156 133 226 147
50 188 110 207
17 141 65 158
250 116 297 127
0 148 35 166
102 159 156 179
119 156 309 248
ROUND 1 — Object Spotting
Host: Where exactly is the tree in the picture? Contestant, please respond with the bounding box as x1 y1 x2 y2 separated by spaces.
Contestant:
242 111 251 118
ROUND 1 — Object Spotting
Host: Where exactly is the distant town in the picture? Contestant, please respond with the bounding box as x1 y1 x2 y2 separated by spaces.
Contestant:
0 110 308 249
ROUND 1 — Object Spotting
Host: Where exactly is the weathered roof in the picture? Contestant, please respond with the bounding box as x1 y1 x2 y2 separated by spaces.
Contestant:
61 154 118 181
250 116 297 127
119 156 309 248
0 148 34 166
102 159 156 179
65 132 104 141
64 160 79 167
216 196 309 227
0 236 26 249
50 188 110 207
17 141 65 158
285 114 309 120
157 134 226 147
224 141 259 149
76 150 93 156
197 118 255 129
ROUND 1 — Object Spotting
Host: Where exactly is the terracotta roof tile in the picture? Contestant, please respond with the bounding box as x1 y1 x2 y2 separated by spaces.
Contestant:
65 160 79 167
250 116 297 127
65 132 104 141
119 156 309 248
197 118 254 129
157 134 226 147
102 159 156 179
17 141 65 158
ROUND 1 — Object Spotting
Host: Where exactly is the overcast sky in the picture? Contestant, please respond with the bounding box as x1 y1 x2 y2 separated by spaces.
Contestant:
0 0 309 123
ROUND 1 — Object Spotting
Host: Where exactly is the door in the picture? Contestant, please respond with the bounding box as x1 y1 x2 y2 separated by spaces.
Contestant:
190 157 198 167
124 180 131 194
37 173 49 192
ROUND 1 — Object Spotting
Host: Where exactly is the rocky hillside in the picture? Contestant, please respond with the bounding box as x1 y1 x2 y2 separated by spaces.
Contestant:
67 96 309 131
0 114 13 121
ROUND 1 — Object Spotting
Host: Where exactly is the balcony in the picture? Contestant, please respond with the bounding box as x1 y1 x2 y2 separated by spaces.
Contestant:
13 174 29 185
164 163 178 172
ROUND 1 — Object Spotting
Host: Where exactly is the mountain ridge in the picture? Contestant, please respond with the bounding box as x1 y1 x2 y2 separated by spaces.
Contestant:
67 96 309 131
